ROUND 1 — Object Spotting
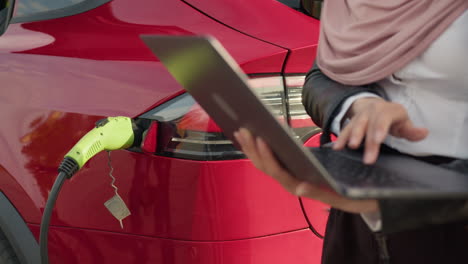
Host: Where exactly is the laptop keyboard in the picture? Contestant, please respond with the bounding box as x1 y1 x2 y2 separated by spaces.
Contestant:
310 147 422 188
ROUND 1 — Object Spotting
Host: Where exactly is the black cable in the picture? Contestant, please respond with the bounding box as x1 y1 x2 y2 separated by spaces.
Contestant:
40 171 66 264
298 197 324 239
40 157 79 264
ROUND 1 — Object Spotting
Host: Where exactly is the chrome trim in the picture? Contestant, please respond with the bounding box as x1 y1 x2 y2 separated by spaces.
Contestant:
171 138 233 145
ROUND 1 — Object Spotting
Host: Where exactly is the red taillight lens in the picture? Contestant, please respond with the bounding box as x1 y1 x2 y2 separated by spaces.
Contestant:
139 93 241 160
177 104 222 133
141 121 158 153
137 75 320 161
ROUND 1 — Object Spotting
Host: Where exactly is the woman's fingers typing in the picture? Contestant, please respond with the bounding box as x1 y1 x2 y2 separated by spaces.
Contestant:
335 98 428 164
333 114 367 150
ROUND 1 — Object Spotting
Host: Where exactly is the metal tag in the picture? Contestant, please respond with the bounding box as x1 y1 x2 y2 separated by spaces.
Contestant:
104 193 131 229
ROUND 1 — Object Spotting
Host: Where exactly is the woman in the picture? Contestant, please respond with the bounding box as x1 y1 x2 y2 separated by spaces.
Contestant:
234 1 468 263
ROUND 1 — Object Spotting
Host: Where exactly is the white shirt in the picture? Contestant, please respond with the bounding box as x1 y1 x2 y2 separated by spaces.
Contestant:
331 10 468 230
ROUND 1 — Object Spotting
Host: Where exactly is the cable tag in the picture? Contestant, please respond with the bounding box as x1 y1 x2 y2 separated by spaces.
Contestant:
104 194 131 229
104 151 131 229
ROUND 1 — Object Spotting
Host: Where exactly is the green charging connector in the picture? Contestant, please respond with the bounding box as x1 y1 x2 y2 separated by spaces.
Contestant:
41 116 138 264
65 116 135 169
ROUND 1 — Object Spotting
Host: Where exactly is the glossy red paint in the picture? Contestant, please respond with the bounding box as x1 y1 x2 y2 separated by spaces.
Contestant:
285 45 318 73
304 132 322 148
141 122 158 153
0 165 42 222
28 225 323 264
302 133 333 235
178 104 223 133
184 0 321 73
54 151 310 240
303 132 337 148
0 2 287 118
290 118 316 128
184 0 320 49
0 0 327 263
13 0 287 73
0 107 309 239
301 199 330 237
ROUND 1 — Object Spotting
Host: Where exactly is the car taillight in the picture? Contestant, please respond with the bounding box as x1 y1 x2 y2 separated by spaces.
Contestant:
285 75 321 140
247 76 287 123
138 93 240 161
138 75 320 161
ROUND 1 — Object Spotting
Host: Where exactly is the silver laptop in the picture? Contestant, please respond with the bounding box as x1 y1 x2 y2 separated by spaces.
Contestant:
141 35 468 199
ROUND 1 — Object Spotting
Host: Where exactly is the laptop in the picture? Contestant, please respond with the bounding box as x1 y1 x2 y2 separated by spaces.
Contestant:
141 35 468 199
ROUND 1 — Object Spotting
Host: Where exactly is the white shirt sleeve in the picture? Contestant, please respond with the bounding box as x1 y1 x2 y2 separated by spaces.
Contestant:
361 211 383 232
330 93 380 135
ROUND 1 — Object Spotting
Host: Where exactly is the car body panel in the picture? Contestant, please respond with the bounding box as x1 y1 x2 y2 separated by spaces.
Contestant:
28 225 323 264
0 0 327 262
44 149 310 240
1 0 288 118
301 198 329 237
0 107 313 240
9 0 288 72
0 0 311 240
183 0 320 73
0 165 42 222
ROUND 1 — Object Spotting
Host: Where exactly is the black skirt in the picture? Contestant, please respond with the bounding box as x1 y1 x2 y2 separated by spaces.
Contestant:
321 209 468 264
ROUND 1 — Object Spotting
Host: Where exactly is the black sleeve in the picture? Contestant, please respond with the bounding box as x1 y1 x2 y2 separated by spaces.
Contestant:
380 159 468 234
302 62 384 145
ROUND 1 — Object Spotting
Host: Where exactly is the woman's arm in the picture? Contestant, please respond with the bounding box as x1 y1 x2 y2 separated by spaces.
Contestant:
235 62 468 233
302 62 467 233
303 62 428 164
302 62 382 144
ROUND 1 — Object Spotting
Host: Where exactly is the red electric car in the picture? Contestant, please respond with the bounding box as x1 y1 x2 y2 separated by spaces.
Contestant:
0 0 329 263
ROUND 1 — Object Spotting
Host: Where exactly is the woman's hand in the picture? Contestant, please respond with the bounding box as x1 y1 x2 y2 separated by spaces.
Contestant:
234 128 379 214
333 97 429 164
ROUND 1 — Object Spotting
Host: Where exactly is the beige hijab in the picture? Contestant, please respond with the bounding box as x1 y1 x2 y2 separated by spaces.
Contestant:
317 0 468 86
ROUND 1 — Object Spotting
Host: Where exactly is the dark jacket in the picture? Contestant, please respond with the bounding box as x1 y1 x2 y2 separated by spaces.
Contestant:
302 62 385 145
302 62 468 264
